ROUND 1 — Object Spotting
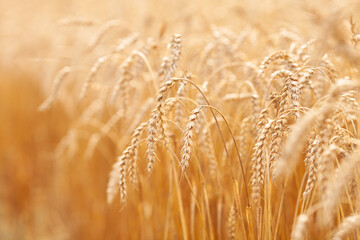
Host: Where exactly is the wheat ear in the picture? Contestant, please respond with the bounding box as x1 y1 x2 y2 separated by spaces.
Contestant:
227 201 238 240
291 214 309 240
147 78 182 173
107 147 131 204
332 215 360 240
80 55 109 99
180 107 202 172
38 66 71 111
127 122 148 184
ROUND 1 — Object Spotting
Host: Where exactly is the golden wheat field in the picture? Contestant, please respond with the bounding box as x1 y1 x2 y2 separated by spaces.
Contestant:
4 0 360 239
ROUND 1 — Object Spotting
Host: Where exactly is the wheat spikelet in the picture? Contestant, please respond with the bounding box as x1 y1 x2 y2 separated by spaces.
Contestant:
227 201 237 240
199 42 215 73
332 215 360 240
272 108 319 181
257 51 298 80
268 69 293 90
174 81 187 127
339 90 359 124
201 127 218 178
133 38 156 75
38 66 71 111
350 16 359 47
340 90 358 110
84 108 124 159
147 78 182 173
321 147 360 229
84 134 102 160
211 29 225 80
321 54 338 79
214 78 233 98
302 133 319 198
328 79 360 101
299 68 315 92
55 97 107 158
146 113 158 174
353 34 360 45
165 34 182 79
163 98 177 116
239 117 251 159
88 19 123 50
80 55 109 99
276 88 291 116
317 143 337 228
213 27 241 61
291 214 309 240
127 122 147 184
250 94 260 121
295 39 315 62
110 51 135 111
221 138 235 169
113 32 139 53
269 113 287 175
107 147 130 204
180 107 202 172
287 75 301 114
328 120 350 146
158 57 170 79
78 97 109 122
256 108 268 133
117 153 128 203
156 97 171 147
279 28 301 43
128 98 154 133
55 129 78 159
251 119 272 204
158 34 182 84
106 122 148 203
196 80 209 106
277 73 302 118
273 80 360 180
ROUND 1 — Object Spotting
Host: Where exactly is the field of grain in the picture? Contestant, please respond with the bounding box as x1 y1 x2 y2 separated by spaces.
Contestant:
2 0 360 239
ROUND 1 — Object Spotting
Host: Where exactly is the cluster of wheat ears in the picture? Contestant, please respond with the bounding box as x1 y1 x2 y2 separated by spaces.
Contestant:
6 1 360 239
